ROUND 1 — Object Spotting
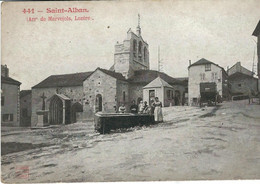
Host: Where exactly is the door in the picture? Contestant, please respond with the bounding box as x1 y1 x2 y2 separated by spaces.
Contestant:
149 90 155 105
95 94 102 112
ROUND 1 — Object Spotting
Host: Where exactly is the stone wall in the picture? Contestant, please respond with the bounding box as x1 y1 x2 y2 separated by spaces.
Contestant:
129 83 144 105
229 77 258 96
116 80 129 111
1 83 20 126
83 69 117 115
31 86 83 126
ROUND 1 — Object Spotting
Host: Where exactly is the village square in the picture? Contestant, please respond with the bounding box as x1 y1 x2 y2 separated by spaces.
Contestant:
1 1 260 182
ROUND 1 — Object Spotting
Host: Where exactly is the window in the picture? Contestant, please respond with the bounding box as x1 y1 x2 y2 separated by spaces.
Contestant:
192 98 198 103
200 73 205 81
138 41 142 57
10 114 13 121
1 96 4 106
133 39 137 57
144 47 147 62
167 90 172 99
211 72 218 80
205 64 211 71
2 114 13 122
123 91 126 102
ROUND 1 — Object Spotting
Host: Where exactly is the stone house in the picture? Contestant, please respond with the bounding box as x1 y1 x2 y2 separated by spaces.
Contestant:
1 65 21 126
252 20 260 92
20 90 32 127
228 73 258 96
31 19 186 126
227 62 258 96
188 58 230 105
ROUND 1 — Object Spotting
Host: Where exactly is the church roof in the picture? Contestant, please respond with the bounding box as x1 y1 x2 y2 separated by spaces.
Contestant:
143 77 173 89
97 68 127 81
252 20 260 36
127 70 185 86
32 71 93 88
1 76 21 85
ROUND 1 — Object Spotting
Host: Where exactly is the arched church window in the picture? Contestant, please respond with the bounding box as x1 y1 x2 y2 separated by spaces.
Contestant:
138 41 142 58
144 47 147 62
133 39 137 57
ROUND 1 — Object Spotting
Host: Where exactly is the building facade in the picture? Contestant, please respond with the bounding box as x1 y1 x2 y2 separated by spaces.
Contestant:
1 65 21 126
188 58 230 105
252 20 260 92
31 72 92 126
227 62 258 96
31 19 186 126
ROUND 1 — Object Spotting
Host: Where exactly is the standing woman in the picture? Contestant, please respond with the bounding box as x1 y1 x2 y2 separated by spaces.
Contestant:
153 97 163 122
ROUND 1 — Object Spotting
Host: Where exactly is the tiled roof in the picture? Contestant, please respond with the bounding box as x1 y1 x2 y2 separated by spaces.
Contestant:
20 90 31 98
32 71 93 88
228 72 258 80
188 58 228 76
1 76 21 85
143 77 173 88
176 77 188 81
127 70 185 85
252 20 260 36
189 58 215 68
97 68 127 81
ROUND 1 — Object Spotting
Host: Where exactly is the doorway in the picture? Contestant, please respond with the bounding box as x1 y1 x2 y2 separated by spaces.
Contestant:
95 94 102 112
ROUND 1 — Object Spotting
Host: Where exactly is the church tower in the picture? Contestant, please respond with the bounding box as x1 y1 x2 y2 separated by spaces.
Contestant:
112 14 150 79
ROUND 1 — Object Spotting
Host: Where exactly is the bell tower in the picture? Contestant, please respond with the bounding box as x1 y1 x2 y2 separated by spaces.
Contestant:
112 14 149 79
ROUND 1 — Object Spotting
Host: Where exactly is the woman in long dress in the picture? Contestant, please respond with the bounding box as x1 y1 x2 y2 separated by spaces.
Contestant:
153 97 163 122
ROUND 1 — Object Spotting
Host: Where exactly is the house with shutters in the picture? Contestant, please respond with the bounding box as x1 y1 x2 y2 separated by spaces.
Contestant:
1 65 21 126
188 58 230 105
252 20 260 93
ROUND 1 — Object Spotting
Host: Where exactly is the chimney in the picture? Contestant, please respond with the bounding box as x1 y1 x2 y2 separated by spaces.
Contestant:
1 65 9 77
189 60 191 66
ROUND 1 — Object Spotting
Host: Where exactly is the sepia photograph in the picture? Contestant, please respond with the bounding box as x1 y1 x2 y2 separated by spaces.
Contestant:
1 0 260 183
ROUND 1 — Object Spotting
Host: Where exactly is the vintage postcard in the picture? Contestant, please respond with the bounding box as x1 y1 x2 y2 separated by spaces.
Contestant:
1 0 260 183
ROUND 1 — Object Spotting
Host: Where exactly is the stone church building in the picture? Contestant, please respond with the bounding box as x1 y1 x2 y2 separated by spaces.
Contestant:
31 21 186 126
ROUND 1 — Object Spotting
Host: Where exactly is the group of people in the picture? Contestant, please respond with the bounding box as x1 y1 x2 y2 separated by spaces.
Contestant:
118 97 163 122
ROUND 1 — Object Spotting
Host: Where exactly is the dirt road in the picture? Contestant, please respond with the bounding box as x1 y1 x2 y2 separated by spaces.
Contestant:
1 100 260 182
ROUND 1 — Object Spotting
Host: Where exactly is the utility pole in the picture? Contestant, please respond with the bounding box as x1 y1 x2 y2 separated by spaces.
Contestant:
158 46 160 72
158 46 163 72
252 46 257 76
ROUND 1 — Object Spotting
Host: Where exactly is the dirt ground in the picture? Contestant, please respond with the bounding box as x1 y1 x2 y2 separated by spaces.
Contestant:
1 100 260 182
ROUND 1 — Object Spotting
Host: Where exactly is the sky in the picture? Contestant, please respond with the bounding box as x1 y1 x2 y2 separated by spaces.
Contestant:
2 0 260 90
